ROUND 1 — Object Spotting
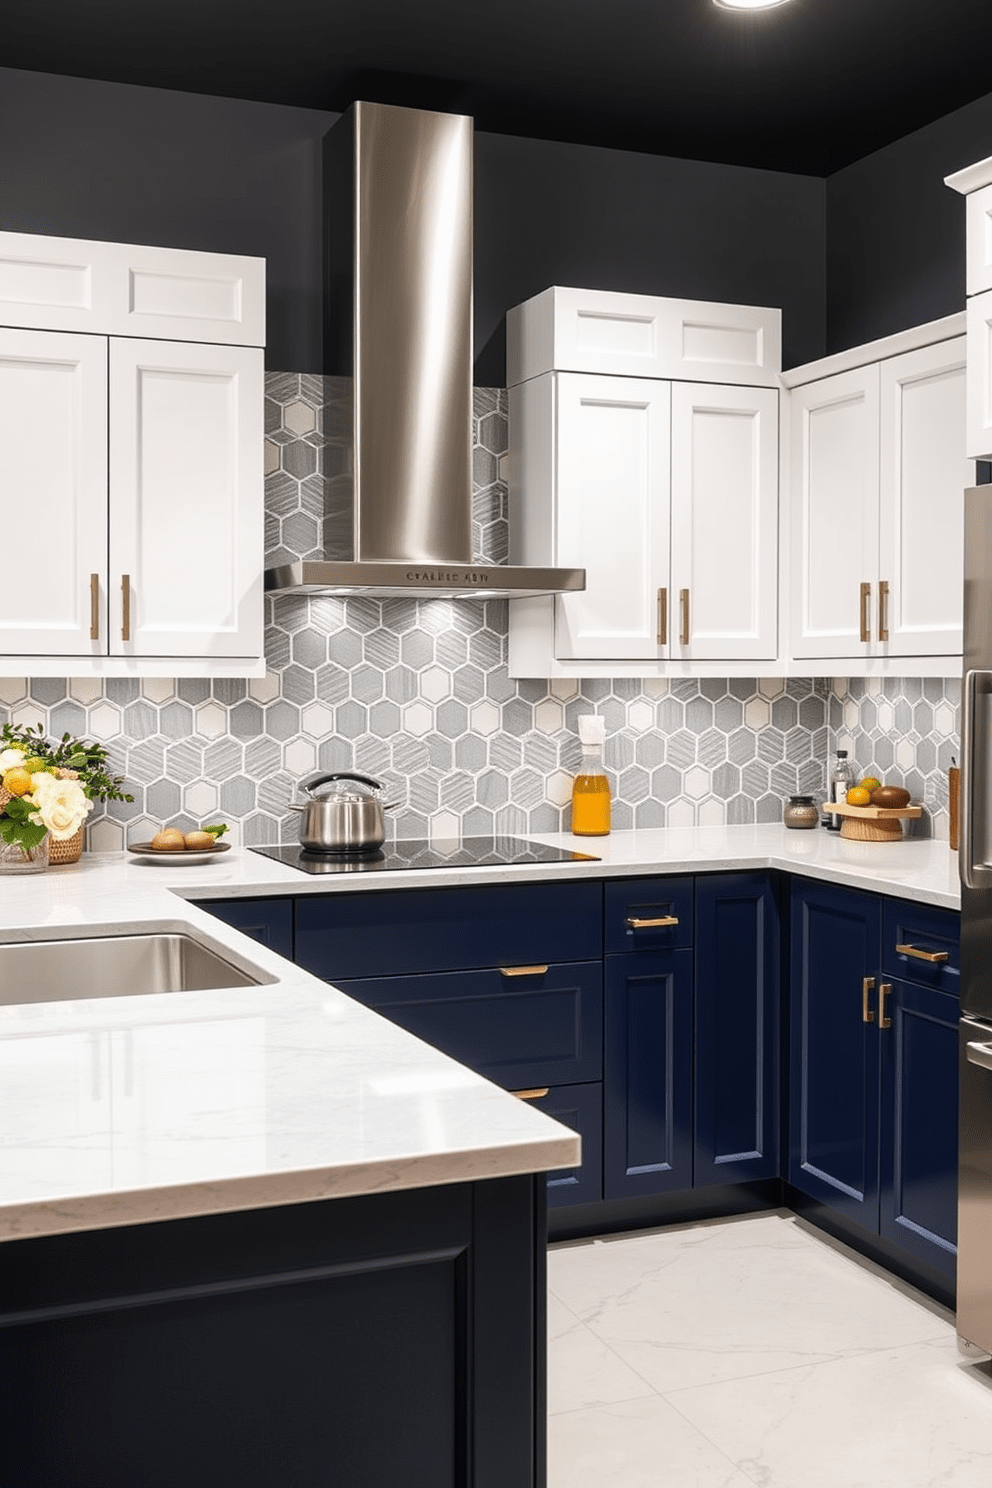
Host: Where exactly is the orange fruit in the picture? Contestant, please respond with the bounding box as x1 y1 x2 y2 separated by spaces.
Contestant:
2 766 33 797
846 786 871 807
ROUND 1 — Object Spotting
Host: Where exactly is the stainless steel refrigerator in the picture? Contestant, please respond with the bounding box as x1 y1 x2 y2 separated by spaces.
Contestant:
958 485 992 1353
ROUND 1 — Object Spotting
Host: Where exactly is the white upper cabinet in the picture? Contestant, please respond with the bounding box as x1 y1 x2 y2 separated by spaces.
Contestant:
0 231 265 346
109 340 264 661
0 233 265 677
788 331 967 667
964 181 992 297
670 382 778 662
507 288 781 679
944 159 992 459
507 286 781 389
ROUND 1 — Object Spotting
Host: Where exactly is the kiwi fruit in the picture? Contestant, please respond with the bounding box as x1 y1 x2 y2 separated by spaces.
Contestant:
870 785 911 809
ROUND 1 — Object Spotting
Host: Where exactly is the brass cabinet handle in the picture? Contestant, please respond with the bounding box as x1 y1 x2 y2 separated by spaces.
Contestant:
657 587 667 646
679 587 690 646
499 964 548 977
89 573 100 641
879 982 892 1030
626 915 679 929
121 573 131 642
895 943 949 964
878 579 889 642
511 1087 550 1101
862 975 876 1024
859 581 871 643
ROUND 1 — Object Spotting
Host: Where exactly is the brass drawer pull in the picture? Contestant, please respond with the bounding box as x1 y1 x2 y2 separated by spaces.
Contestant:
878 579 889 642
679 587 690 646
89 573 100 640
859 581 871 643
511 1087 550 1101
121 573 131 642
657 587 667 646
499 964 548 978
626 915 679 929
879 982 892 1030
862 976 876 1024
895 944 949 964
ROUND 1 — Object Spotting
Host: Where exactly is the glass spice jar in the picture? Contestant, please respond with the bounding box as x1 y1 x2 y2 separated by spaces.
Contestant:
783 795 819 830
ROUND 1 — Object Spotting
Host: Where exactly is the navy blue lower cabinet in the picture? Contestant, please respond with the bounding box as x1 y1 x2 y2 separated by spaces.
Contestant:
604 948 693 1200
878 977 959 1287
789 881 882 1229
520 1082 603 1208
694 874 780 1188
192 896 293 960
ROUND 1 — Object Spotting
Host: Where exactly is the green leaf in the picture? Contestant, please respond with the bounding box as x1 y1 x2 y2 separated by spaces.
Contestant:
204 823 229 839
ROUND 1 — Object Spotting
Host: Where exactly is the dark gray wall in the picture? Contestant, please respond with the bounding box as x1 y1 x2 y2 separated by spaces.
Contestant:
826 90 992 354
0 66 827 376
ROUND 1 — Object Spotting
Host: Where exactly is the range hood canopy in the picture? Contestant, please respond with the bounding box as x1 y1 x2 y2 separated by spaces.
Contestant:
263 100 584 602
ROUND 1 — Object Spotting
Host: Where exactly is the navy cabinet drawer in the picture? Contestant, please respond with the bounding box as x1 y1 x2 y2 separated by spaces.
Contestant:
335 961 603 1089
193 897 293 960
295 881 602 980
604 877 693 954
882 900 960 995
521 1083 603 1209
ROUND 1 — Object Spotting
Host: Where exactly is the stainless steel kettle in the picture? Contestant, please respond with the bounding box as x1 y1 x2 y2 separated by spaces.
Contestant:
288 772 391 853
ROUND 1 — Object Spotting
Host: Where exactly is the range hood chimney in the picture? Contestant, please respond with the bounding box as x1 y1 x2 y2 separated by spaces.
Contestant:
264 101 584 601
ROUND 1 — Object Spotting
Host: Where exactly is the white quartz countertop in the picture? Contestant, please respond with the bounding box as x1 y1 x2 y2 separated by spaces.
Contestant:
0 824 960 1244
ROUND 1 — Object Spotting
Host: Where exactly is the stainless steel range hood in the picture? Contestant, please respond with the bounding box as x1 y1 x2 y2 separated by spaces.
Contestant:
263 101 584 601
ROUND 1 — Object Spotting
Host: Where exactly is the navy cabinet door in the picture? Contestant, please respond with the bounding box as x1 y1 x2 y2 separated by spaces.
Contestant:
789 881 882 1229
524 1083 603 1208
878 977 959 1286
695 873 780 1188
193 897 293 960
604 948 692 1200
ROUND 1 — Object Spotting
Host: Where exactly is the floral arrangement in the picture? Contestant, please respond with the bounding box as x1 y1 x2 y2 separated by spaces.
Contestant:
0 723 133 858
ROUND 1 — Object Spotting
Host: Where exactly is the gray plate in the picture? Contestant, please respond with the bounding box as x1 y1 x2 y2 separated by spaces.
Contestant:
127 840 232 864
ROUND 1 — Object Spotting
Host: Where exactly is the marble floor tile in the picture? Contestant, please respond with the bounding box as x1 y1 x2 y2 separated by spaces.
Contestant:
667 1337 992 1488
548 1212 949 1393
547 1395 756 1488
547 1292 656 1415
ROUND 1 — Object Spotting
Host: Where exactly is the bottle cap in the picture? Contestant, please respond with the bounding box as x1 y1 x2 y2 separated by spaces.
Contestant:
577 714 606 747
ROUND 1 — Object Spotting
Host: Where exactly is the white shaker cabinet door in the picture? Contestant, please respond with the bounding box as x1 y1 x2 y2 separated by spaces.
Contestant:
878 338 968 658
553 372 672 661
790 364 881 660
670 382 778 660
0 328 108 657
108 339 264 660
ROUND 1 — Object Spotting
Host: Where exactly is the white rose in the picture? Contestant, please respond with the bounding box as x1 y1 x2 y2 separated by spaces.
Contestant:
34 777 93 840
0 748 26 772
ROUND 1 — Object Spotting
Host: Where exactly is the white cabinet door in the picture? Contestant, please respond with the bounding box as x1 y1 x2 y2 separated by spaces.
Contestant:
0 328 108 657
790 365 881 660
966 289 992 460
670 383 778 661
553 373 671 661
879 338 969 657
109 339 264 660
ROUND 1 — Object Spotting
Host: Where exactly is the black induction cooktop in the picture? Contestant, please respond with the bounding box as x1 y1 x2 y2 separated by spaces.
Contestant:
249 836 600 875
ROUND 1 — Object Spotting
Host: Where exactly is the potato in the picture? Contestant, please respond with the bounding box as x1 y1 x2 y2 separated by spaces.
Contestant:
150 828 186 851
183 831 216 851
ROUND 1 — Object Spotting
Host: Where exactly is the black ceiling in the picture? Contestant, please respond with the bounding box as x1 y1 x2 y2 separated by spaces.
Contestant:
6 0 992 176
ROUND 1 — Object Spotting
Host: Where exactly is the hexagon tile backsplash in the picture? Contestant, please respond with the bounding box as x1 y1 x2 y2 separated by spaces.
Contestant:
0 377 961 851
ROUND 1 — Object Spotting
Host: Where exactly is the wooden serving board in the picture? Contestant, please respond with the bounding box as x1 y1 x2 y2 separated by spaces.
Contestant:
821 800 921 841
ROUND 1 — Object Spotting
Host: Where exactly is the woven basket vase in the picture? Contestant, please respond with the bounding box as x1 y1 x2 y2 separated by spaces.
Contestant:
0 785 85 865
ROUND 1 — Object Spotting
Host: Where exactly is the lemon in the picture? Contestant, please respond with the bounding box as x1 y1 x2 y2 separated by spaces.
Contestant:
847 786 872 807
859 776 882 794
2 766 33 797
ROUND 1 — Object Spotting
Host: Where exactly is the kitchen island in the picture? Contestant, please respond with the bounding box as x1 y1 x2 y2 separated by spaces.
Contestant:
0 825 960 1486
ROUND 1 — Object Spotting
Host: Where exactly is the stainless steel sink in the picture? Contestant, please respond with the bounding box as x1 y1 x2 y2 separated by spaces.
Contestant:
0 932 273 1005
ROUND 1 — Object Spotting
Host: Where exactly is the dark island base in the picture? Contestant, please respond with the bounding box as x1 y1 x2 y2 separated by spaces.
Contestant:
0 1175 547 1488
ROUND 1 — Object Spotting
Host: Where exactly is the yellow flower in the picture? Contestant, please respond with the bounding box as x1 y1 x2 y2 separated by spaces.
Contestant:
2 766 33 797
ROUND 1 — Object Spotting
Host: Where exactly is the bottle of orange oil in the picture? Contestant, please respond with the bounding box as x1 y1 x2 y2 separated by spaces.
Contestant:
571 714 611 836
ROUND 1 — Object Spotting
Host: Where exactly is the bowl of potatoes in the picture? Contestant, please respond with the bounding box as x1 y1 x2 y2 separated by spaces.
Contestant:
128 824 230 863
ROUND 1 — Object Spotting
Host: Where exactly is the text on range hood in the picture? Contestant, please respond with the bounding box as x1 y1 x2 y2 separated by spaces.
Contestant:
263 101 584 601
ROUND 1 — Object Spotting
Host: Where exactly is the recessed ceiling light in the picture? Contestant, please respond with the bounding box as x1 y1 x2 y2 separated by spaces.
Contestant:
714 0 793 10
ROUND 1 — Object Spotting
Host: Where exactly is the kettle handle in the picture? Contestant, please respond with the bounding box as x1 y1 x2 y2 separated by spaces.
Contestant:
298 770 384 798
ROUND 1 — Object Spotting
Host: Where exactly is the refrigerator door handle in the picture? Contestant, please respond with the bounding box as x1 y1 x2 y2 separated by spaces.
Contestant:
961 669 992 890
966 1040 992 1073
